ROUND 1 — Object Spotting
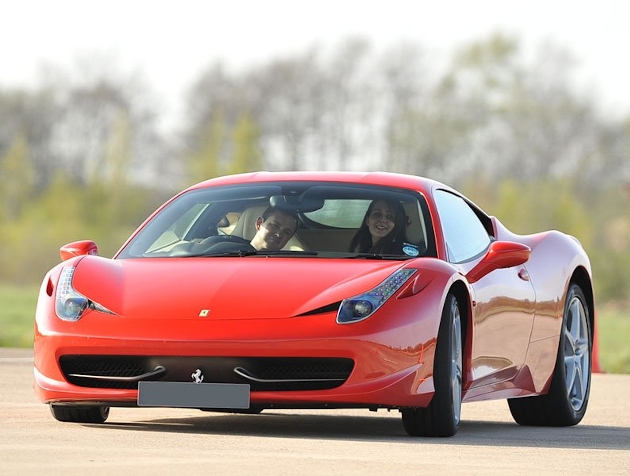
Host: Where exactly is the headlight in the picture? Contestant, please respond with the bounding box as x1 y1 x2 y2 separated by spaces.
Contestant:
55 266 115 321
337 269 417 324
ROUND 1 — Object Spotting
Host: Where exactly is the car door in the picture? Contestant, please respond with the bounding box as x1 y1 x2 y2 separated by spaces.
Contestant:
434 190 535 390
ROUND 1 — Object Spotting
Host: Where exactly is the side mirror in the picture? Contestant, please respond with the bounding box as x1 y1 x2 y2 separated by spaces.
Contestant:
60 240 98 261
466 241 530 284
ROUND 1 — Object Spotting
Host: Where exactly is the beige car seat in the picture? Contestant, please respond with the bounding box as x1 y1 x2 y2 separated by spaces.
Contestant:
402 201 428 252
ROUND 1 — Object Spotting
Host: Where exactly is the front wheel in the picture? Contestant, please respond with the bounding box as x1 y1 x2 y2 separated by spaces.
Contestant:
50 404 110 423
508 283 591 426
401 293 463 437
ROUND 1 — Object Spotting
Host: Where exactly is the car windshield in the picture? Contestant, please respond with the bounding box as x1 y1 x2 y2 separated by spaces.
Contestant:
117 182 435 259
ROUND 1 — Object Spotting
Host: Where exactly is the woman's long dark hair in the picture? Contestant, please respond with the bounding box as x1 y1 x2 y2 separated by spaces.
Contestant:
348 199 407 254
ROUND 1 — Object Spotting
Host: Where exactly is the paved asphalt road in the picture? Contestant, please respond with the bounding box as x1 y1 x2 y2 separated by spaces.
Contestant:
1 348 628 475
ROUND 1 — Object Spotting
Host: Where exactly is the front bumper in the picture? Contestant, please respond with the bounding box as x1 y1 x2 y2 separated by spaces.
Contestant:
34 321 437 410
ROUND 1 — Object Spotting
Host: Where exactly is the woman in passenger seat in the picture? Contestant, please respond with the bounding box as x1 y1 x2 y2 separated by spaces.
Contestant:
348 199 408 255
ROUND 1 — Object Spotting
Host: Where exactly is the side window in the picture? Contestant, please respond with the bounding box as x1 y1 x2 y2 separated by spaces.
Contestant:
434 190 491 263
146 203 208 252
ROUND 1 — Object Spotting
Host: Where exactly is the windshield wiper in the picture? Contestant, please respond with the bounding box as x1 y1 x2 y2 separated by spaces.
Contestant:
348 253 383 260
184 249 318 258
347 253 409 260
255 250 318 256
195 249 259 257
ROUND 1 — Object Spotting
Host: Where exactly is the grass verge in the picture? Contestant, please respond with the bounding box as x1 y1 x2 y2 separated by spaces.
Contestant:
0 285 38 348
597 302 630 374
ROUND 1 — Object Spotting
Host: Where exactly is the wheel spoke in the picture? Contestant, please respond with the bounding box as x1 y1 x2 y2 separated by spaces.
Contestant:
570 365 585 406
563 295 590 411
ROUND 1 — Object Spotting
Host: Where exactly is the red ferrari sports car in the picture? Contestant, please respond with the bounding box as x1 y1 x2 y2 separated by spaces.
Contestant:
34 171 594 436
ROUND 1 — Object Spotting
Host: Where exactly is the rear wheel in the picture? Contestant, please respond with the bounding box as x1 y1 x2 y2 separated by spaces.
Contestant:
508 283 591 426
49 404 110 423
401 293 463 437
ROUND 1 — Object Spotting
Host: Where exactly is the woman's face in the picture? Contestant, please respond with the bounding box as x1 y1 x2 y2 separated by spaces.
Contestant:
366 200 396 242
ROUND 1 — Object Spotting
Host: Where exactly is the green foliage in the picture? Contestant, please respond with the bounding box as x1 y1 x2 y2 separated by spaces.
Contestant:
597 304 630 374
591 248 630 303
229 113 263 175
463 178 594 246
187 110 264 184
0 168 158 283
0 285 37 347
0 133 35 221
188 111 226 184
450 33 520 91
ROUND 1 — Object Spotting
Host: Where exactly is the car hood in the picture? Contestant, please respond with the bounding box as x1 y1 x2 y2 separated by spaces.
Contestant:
71 256 412 320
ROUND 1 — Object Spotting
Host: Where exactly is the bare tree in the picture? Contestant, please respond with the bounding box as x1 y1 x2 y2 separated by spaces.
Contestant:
249 47 327 170
0 88 61 190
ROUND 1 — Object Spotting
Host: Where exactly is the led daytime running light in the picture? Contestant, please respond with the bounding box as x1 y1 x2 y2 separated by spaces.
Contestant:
55 266 114 321
337 269 417 324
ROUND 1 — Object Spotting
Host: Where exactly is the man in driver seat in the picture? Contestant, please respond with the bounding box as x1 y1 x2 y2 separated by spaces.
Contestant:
250 207 298 251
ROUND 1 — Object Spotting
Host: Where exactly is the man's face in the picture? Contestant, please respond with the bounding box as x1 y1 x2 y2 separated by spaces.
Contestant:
252 211 297 250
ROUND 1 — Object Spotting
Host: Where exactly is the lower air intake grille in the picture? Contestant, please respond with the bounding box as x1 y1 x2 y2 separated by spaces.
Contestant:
59 355 354 391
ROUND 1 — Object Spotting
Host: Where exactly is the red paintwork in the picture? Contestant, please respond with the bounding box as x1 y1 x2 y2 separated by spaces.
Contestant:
33 171 595 411
59 240 98 261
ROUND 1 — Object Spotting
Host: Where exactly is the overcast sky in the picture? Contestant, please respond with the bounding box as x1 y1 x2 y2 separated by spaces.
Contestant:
3 0 629 126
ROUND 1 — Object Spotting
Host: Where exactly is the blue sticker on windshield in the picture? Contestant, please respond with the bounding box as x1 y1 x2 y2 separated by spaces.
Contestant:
402 244 420 257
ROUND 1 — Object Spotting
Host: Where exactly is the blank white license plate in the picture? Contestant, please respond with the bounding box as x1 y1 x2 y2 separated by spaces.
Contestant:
138 382 250 409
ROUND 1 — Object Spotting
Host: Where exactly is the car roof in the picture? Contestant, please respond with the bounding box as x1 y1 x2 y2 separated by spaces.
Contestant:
187 171 447 195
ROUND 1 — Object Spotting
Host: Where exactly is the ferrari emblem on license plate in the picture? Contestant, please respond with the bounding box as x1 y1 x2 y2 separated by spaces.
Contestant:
191 369 204 383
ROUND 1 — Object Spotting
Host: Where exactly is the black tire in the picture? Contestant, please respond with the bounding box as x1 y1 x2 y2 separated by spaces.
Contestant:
401 293 463 437
50 404 110 423
508 283 591 426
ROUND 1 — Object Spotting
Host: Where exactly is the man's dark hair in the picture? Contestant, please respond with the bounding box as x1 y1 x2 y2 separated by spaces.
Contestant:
261 206 299 230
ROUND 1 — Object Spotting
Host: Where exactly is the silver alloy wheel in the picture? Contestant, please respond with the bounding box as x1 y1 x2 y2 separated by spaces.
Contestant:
563 295 590 411
451 301 463 426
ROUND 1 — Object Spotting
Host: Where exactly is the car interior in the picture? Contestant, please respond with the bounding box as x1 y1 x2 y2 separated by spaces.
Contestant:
226 200 429 255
